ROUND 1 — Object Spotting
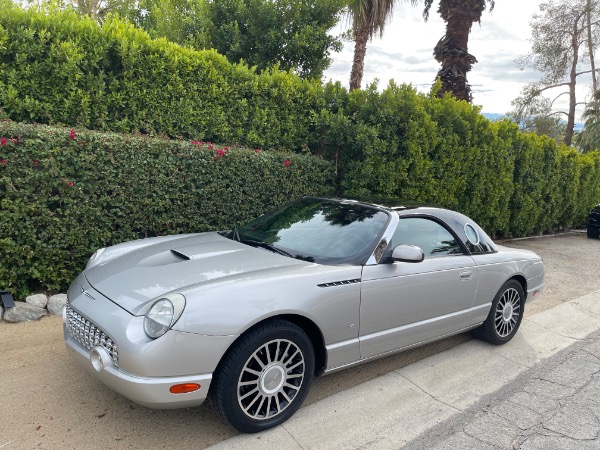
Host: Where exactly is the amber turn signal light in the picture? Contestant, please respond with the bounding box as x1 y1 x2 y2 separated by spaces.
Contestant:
170 383 200 394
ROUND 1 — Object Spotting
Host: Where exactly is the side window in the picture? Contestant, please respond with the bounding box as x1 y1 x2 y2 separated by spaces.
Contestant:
391 217 464 257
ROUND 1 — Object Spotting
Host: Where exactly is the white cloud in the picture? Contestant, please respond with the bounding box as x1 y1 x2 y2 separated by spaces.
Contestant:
324 0 592 119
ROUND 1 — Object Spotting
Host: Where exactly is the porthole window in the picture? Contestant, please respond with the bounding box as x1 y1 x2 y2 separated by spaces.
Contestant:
465 224 480 246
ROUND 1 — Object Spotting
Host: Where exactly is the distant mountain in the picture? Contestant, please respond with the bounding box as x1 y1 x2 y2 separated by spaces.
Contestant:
482 113 506 121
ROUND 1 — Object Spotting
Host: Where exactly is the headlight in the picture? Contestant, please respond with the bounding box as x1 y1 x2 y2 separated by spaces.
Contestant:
86 248 106 268
143 293 186 339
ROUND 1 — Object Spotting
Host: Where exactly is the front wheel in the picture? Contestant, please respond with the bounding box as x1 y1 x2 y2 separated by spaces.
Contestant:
210 319 315 433
475 279 525 345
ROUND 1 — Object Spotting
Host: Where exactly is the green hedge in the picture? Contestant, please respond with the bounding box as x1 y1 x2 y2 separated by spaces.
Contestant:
2 7 600 299
0 121 334 296
312 83 600 236
0 7 328 150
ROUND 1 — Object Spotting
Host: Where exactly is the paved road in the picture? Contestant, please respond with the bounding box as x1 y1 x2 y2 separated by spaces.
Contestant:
404 330 600 450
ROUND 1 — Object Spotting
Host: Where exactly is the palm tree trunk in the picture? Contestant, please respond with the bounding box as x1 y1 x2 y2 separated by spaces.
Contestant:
433 1 483 102
349 25 370 92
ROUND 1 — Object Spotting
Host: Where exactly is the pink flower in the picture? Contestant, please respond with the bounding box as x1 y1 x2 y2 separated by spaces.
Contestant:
1 159 7 165
191 140 200 145
12 138 17 144
284 159 291 167
69 130 76 140
0 137 6 146
67 181 74 187
215 149 225 158
224 146 229 151
255 149 259 154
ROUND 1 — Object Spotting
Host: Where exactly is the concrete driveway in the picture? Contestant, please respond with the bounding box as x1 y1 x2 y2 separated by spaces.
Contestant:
1 232 598 449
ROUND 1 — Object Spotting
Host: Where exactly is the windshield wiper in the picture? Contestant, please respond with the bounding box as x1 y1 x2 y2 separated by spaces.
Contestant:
240 238 294 258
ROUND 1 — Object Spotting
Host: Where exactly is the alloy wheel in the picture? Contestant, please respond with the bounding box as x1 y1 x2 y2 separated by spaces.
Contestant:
237 339 305 420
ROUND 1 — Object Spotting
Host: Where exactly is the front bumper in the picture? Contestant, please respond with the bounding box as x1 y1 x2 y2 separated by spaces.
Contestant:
65 335 212 409
63 272 238 409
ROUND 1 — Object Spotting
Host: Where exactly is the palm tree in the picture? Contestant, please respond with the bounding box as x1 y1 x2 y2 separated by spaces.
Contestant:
424 0 494 102
576 90 600 153
348 0 417 91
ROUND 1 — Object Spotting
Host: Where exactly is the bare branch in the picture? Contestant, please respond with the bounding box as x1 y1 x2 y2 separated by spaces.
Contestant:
575 68 600 76
530 82 571 96
550 91 570 106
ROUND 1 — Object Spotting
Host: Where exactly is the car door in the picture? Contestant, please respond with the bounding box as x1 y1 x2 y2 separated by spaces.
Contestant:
359 216 479 359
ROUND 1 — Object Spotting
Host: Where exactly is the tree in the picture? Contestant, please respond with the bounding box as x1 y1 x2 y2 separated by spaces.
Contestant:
127 0 211 48
25 0 139 21
347 0 417 91
510 0 600 146
423 0 494 102
205 0 345 79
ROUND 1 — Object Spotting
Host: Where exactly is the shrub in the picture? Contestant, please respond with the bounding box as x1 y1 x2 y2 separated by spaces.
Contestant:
2 7 600 299
0 121 334 297
0 7 330 150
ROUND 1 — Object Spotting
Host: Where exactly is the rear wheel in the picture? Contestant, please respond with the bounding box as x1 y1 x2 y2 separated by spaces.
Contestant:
210 319 314 433
475 279 525 345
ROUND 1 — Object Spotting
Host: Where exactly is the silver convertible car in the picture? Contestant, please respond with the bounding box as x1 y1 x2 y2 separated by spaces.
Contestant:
64 197 544 432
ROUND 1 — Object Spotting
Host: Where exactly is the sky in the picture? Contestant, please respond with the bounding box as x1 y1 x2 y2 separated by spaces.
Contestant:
323 0 593 119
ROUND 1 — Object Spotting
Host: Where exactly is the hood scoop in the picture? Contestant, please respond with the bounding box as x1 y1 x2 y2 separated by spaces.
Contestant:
137 250 188 267
170 249 191 261
136 243 244 267
170 244 243 261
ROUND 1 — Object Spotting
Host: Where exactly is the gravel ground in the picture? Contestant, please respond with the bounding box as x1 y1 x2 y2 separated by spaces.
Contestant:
1 231 598 449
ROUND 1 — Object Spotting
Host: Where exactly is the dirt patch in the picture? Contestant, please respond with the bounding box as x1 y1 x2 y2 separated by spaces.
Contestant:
1 232 598 449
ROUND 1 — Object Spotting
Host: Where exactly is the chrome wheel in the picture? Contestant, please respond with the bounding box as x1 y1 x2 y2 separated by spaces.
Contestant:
494 287 521 337
475 279 525 345
237 339 305 420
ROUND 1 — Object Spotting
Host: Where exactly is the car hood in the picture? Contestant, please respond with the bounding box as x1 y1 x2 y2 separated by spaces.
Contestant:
85 232 310 315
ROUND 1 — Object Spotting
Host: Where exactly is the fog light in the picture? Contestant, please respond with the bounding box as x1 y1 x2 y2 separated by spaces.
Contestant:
90 346 113 372
170 383 200 394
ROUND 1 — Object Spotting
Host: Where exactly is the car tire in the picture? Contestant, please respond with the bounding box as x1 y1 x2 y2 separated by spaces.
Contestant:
475 279 525 345
587 227 599 239
210 319 315 433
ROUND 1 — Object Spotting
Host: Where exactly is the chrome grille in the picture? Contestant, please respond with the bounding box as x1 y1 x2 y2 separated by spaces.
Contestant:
66 304 119 367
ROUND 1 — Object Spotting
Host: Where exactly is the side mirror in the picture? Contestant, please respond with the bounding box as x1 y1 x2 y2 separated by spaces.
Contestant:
391 244 424 263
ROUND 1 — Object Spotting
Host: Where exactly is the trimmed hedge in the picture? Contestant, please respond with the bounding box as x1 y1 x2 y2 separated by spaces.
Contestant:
311 83 600 236
0 121 334 296
0 7 328 150
2 7 600 298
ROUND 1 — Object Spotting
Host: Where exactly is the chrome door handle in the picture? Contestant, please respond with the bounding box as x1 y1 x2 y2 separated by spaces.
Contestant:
459 270 473 280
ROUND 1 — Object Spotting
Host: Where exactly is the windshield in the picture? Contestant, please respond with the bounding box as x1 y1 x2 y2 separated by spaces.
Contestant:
233 198 390 265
